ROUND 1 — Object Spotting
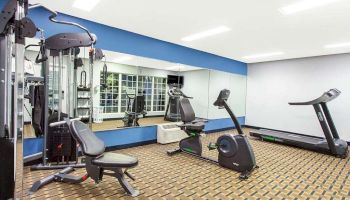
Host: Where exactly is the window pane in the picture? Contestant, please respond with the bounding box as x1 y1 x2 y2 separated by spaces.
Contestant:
100 71 119 113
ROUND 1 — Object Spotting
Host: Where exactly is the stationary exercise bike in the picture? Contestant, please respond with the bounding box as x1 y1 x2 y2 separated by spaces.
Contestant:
167 89 258 179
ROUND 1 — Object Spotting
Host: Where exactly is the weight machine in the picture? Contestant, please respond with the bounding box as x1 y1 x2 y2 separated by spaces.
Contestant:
28 9 101 170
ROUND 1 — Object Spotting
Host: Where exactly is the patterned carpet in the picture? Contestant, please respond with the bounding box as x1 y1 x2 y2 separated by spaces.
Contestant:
23 129 350 199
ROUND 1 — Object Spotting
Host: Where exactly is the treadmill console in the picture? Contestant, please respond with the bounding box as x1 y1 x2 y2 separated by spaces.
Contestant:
326 88 341 98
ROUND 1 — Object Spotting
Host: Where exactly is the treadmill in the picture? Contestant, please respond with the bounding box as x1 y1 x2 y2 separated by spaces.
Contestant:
250 89 348 158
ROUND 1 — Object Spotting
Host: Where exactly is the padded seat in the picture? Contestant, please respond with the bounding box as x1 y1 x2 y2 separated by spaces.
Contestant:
92 152 138 168
183 122 205 132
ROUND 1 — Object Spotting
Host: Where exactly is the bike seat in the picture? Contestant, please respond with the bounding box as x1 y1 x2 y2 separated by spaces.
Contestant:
180 121 205 132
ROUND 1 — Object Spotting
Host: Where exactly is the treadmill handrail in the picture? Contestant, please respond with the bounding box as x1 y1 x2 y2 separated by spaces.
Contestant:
289 88 340 105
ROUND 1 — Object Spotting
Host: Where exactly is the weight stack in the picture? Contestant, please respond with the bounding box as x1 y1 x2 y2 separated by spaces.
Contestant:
47 113 77 163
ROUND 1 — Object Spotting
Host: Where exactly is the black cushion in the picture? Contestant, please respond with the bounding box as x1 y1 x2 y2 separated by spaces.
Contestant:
92 152 138 168
70 120 105 157
183 122 205 132
179 98 195 123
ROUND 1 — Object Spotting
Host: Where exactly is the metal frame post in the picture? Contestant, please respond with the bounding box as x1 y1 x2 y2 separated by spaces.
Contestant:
57 51 63 120
0 32 15 200
89 49 94 128
321 102 340 139
313 104 338 155
67 48 72 117
42 49 50 165
12 1 26 198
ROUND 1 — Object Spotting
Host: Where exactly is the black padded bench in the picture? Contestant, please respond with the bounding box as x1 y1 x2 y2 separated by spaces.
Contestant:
29 120 140 197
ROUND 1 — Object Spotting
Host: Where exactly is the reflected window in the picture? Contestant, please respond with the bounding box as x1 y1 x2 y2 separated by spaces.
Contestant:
153 77 167 111
48 65 59 110
138 76 153 111
100 72 167 113
120 74 137 112
100 72 119 113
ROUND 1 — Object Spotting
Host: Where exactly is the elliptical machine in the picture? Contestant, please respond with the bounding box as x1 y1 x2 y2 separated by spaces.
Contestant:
167 89 258 179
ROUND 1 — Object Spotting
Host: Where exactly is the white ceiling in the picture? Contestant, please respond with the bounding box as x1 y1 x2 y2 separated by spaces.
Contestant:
32 0 350 63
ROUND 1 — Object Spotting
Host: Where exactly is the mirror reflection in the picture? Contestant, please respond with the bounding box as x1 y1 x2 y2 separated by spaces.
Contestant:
92 52 208 131
206 69 247 132
23 43 210 138
23 44 247 137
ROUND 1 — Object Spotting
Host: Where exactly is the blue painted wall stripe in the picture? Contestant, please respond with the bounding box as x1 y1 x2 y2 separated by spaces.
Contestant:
23 117 245 157
23 138 43 157
25 7 247 75
95 126 157 148
204 117 245 132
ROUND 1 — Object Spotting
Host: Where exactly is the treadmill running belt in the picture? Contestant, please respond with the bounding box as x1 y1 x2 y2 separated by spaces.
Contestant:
253 129 324 144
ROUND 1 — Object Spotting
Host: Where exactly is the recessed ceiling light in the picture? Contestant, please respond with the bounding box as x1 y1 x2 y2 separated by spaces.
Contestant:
243 52 285 59
72 0 100 11
113 56 132 63
181 26 231 42
279 0 341 15
324 42 350 49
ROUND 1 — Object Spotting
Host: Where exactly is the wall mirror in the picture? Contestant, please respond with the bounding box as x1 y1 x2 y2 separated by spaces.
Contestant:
23 40 211 137
92 50 210 131
22 40 248 137
206 69 247 132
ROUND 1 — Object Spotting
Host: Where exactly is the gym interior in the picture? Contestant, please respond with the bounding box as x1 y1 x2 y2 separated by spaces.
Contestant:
1 0 350 199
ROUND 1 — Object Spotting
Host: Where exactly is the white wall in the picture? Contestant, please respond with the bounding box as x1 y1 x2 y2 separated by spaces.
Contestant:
246 53 350 141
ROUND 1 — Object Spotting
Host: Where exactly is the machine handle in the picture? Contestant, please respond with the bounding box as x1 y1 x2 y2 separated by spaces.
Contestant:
29 4 96 43
80 71 87 88
49 118 81 127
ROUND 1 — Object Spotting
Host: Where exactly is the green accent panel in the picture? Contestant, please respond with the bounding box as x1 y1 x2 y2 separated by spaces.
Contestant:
262 135 276 142
183 148 194 153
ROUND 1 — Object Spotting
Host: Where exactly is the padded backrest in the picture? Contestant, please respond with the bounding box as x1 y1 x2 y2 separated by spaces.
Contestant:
70 120 105 157
179 98 195 123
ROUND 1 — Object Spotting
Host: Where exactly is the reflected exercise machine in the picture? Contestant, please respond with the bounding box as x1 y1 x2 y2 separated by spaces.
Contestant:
122 90 147 127
164 75 192 122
